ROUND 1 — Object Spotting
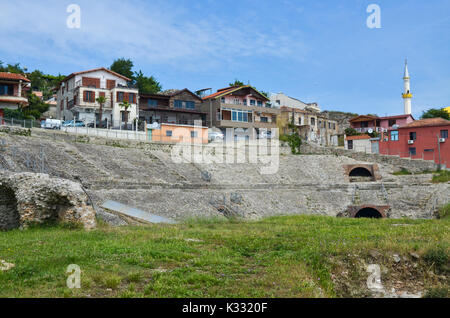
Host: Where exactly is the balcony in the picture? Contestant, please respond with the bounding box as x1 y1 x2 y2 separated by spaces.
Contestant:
354 127 382 133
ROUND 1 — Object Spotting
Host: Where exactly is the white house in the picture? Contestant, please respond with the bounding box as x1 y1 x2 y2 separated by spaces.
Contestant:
270 92 321 112
56 68 139 127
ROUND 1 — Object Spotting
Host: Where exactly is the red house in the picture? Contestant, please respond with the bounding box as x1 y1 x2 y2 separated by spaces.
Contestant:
379 118 450 168
349 114 414 133
0 72 30 119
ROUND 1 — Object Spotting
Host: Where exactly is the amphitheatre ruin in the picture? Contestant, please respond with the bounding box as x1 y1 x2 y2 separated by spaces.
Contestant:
0 126 449 229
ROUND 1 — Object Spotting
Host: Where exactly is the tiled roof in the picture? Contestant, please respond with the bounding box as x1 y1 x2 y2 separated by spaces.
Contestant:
60 67 131 84
0 72 31 82
346 134 371 140
349 115 378 122
202 85 269 101
400 117 450 128
379 114 415 120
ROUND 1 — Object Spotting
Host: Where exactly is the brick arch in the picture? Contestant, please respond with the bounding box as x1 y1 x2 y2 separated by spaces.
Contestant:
347 205 389 218
343 164 382 182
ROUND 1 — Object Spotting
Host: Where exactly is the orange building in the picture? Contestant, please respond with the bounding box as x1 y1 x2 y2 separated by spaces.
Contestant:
147 123 208 144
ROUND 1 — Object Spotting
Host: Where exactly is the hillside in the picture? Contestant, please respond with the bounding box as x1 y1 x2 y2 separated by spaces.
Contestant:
0 216 448 298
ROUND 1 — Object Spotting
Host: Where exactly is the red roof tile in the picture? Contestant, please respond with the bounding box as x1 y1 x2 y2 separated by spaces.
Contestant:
0 72 30 82
346 134 371 140
400 117 450 128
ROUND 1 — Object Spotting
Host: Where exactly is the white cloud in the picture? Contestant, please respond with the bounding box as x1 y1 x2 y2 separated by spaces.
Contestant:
0 0 308 72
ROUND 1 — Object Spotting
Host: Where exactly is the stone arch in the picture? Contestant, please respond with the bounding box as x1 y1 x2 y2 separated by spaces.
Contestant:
349 167 373 178
355 207 383 219
347 205 389 219
0 185 20 230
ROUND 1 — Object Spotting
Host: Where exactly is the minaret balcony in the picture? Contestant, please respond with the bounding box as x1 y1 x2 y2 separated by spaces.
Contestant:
402 93 413 98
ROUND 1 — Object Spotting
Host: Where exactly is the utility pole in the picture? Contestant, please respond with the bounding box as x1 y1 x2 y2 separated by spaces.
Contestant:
437 134 442 170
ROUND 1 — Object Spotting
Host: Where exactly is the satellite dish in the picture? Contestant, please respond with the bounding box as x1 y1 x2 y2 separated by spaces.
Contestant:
368 128 373 134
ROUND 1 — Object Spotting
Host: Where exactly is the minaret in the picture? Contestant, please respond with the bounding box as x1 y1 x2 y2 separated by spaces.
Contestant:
402 59 412 115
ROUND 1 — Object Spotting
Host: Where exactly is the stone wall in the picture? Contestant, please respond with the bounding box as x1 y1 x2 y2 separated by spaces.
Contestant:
299 143 441 173
0 172 96 230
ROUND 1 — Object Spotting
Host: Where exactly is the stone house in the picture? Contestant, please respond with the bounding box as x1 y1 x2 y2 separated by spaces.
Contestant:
0 72 31 119
279 106 340 146
200 85 279 139
56 67 139 127
139 89 206 126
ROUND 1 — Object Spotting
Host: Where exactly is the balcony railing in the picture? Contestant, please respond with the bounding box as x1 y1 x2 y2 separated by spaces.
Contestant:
354 127 383 133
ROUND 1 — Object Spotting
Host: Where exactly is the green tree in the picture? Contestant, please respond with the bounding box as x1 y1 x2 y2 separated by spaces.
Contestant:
119 101 132 127
229 79 245 87
421 108 450 120
110 58 134 80
96 95 107 128
134 70 162 94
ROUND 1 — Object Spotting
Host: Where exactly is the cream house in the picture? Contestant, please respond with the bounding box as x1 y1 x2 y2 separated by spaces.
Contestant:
56 67 138 128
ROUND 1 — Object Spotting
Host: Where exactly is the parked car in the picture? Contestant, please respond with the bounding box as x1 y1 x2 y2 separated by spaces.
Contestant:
208 131 224 142
258 129 273 139
62 120 85 127
42 119 62 130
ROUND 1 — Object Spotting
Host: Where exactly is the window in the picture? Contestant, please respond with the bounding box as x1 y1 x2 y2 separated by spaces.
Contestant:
409 147 416 156
166 130 172 137
117 92 124 102
409 132 416 140
441 130 448 139
257 101 263 107
221 97 225 103
389 119 397 127
333 123 336 130
186 101 195 109
260 117 268 123
243 99 247 105
276 100 281 105
174 100 182 108
148 99 157 107
129 93 135 104
230 109 250 122
311 118 315 126
361 121 369 128
84 91 95 102
390 130 399 141
191 131 198 138
424 149 434 152
348 140 353 150
250 100 256 106
328 122 331 129
0 84 13 96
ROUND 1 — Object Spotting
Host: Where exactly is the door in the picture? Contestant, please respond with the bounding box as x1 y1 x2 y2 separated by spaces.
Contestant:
371 141 379 154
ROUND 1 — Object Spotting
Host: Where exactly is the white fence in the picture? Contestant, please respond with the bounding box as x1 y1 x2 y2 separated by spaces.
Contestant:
61 126 147 141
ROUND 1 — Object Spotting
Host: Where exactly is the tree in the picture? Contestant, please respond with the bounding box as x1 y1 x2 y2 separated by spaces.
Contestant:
421 108 450 120
95 95 107 128
119 101 132 127
110 58 134 80
134 70 162 94
0 62 25 74
229 79 245 87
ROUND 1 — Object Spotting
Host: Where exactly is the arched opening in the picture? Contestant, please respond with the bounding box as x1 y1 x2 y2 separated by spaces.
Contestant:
355 207 383 219
349 167 373 178
0 185 20 230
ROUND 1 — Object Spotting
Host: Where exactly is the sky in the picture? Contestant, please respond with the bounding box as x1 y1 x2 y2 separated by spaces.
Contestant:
0 0 449 117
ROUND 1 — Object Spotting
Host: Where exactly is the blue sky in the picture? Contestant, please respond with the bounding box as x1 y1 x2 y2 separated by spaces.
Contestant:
0 0 449 117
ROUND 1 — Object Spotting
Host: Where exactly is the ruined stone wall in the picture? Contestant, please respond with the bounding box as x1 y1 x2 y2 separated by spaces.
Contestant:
0 172 96 230
298 143 441 173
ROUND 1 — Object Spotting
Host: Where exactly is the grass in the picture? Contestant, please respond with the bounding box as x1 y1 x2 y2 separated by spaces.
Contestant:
0 215 448 298
432 170 450 183
392 168 412 176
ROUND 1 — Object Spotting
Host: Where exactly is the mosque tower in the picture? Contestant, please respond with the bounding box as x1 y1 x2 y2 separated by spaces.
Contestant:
402 60 412 115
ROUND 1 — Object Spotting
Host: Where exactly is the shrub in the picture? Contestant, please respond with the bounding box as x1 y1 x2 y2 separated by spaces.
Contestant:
424 247 448 273
424 287 448 298
437 203 450 219
432 170 450 183
393 168 412 175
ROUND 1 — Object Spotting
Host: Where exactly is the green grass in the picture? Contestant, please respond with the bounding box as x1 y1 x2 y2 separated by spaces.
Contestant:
392 168 412 176
0 215 448 298
432 170 450 183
